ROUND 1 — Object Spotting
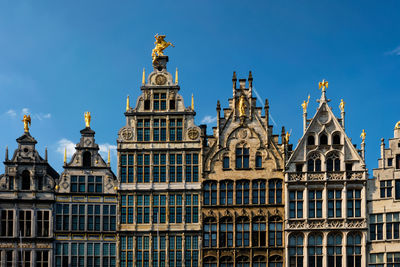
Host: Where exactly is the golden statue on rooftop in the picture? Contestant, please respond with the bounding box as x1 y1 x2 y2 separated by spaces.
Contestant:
285 131 291 144
301 95 310 113
84 111 91 128
22 115 31 133
319 79 328 92
339 99 345 112
238 94 247 117
152 34 174 63
360 129 366 143
395 121 400 129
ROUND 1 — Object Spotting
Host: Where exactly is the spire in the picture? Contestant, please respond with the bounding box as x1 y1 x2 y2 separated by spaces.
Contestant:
5 146 8 161
248 71 253 88
64 148 67 164
318 79 329 104
191 94 194 110
175 68 178 84
107 148 111 166
126 95 130 112
45 147 48 161
142 68 146 85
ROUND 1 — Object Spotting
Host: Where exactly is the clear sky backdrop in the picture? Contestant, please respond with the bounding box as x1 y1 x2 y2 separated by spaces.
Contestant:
0 0 399 174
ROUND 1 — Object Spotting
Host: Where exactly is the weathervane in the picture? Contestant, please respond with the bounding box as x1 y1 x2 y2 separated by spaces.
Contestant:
318 79 328 92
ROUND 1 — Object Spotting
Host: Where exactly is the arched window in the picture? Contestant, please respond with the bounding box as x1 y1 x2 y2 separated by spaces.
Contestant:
220 256 233 267
236 217 250 247
236 256 250 267
204 182 217 205
83 151 91 168
256 153 262 168
236 180 250 204
307 135 315 146
320 134 328 145
328 233 342 267
307 153 321 172
347 233 362 267
269 255 283 267
268 216 283 247
21 170 30 190
327 153 340 172
308 233 323 267
333 134 341 145
236 146 249 169
204 256 217 267
219 217 233 248
252 216 266 247
252 180 266 204
223 156 230 169
220 180 233 205
289 234 304 267
203 217 217 248
253 256 266 267
269 179 282 204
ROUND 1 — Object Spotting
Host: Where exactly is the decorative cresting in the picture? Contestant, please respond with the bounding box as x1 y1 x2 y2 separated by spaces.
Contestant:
84 111 91 128
22 114 31 132
151 34 174 63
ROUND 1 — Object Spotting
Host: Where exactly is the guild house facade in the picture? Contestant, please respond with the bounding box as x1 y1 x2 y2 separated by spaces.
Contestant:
0 35 399 267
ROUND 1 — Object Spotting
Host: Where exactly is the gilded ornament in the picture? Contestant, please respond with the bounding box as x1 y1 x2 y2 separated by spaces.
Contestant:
155 74 167 85
395 121 400 129
84 112 91 128
360 129 366 143
152 34 174 63
318 79 328 92
22 115 31 132
238 94 247 117
188 128 199 140
339 99 345 112
285 131 290 144
301 95 310 113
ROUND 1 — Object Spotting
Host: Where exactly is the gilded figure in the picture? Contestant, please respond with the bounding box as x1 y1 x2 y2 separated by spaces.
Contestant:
301 95 310 113
238 94 247 117
84 111 91 128
319 79 328 92
22 115 31 132
339 99 345 112
285 131 291 144
360 129 366 143
395 121 400 129
152 34 174 63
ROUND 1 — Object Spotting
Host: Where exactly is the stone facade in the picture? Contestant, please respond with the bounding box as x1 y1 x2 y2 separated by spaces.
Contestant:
117 56 202 267
368 126 400 266
54 125 118 266
0 130 59 266
201 72 287 266
284 90 368 267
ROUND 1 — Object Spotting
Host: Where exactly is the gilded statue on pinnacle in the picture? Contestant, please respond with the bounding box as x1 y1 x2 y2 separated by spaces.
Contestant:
84 111 91 128
395 121 400 129
238 94 247 117
152 34 174 63
301 95 310 113
319 79 328 92
22 115 31 132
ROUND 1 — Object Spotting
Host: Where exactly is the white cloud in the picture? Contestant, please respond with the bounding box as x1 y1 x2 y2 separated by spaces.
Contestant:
34 113 52 120
99 143 117 159
386 46 400 56
5 109 16 117
22 107 30 114
201 115 217 124
56 138 76 158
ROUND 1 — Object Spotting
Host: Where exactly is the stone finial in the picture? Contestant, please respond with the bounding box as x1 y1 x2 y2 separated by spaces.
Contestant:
5 146 8 161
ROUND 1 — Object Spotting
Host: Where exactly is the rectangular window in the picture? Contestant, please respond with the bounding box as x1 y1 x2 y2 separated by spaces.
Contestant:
236 147 249 169
70 242 85 266
169 194 183 223
137 195 150 224
309 190 323 218
328 189 342 218
185 194 199 223
380 180 393 198
169 236 182 267
120 236 134 267
137 154 150 183
87 243 101 266
137 119 150 141
386 213 400 240
137 236 150 267
102 243 116 267
153 153 167 182
8 176 14 190
152 236 166 267
185 153 199 182
19 210 32 237
36 250 50 267
55 204 69 231
223 157 230 169
1 210 14 236
103 205 116 231
36 210 50 237
71 175 86 192
347 189 361 217
185 236 199 267
169 154 183 182
169 119 183 141
153 93 166 111
120 154 134 183
388 158 393 167
387 252 400 267
6 250 13 266
153 195 167 224
289 191 303 218
370 214 383 240
153 119 167 141
19 250 31 267
121 195 134 224
396 180 400 200
88 175 102 193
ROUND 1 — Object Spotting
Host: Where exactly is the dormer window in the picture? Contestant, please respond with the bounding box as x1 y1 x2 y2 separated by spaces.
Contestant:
320 134 328 145
307 135 315 146
83 151 91 168
153 93 166 110
327 153 340 171
333 134 341 145
21 170 30 190
169 99 176 110
144 100 150 110
307 153 321 172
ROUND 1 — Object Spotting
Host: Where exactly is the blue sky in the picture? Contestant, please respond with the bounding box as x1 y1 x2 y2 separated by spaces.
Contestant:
0 0 399 174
